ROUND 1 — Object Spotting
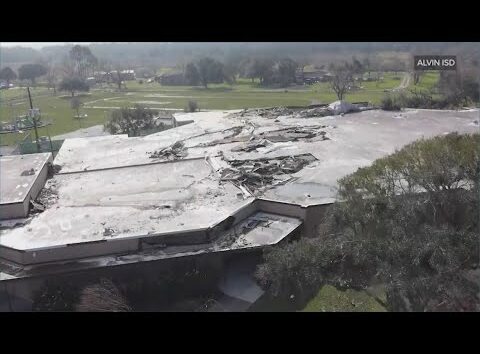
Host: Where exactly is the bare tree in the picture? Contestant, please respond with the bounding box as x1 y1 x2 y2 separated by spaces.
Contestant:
46 64 57 94
328 62 355 100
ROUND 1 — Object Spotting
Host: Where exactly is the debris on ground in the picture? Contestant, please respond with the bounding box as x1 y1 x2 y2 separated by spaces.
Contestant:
328 100 360 115
220 154 317 194
29 199 45 214
149 141 188 160
295 107 335 118
21 168 35 176
239 107 294 119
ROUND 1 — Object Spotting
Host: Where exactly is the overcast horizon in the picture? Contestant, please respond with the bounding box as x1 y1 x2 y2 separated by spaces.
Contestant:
0 42 94 49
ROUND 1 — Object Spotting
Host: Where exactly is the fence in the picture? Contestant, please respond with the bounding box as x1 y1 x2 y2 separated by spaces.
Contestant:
19 139 64 155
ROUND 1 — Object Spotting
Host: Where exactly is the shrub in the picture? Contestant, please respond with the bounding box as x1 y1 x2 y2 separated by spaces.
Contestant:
76 278 132 312
257 133 480 311
380 94 403 111
32 278 80 312
185 100 198 113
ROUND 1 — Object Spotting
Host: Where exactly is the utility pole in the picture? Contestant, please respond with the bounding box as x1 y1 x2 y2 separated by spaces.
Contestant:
27 87 41 153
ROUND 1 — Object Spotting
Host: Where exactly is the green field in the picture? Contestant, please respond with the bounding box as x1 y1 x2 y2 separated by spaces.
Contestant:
302 285 386 312
0 72 422 146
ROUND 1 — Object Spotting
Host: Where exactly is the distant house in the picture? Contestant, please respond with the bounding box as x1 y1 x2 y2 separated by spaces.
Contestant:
86 77 96 86
120 70 136 81
156 72 186 85
296 69 332 85
94 71 109 83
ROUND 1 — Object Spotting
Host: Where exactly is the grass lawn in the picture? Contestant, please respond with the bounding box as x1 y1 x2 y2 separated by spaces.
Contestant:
410 71 440 92
1 72 414 146
302 285 387 312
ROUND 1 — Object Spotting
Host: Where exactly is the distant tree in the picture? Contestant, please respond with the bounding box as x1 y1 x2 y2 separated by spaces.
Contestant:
58 77 89 97
328 61 355 100
18 63 47 85
0 67 17 86
45 64 57 94
104 104 159 137
71 97 82 117
276 58 298 86
185 100 198 112
194 57 226 88
69 45 97 79
351 56 364 74
255 58 275 85
362 57 371 78
438 71 479 105
184 62 200 85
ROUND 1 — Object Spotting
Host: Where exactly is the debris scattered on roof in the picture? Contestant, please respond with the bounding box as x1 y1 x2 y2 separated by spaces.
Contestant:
149 141 188 160
36 179 58 208
29 200 45 214
21 168 35 176
220 154 317 194
103 227 116 237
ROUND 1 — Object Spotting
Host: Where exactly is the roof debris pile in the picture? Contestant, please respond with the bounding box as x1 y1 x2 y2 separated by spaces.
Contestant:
231 138 272 153
149 141 187 160
260 126 329 142
215 215 273 248
233 101 375 120
220 154 317 195
36 178 58 208
231 126 329 153
239 107 295 119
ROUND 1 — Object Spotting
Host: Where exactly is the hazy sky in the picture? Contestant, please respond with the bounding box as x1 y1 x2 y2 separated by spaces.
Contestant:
0 42 92 49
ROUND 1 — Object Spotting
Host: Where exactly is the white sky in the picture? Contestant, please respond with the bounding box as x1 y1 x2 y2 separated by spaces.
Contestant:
0 42 93 49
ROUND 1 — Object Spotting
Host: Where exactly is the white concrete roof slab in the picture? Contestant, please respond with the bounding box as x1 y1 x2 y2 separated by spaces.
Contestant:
0 153 52 204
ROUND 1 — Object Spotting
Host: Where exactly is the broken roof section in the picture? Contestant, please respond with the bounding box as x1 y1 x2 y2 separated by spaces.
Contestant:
1 106 478 268
0 153 53 220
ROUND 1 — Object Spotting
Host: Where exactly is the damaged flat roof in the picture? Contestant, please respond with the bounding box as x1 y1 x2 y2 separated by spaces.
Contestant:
1 107 478 256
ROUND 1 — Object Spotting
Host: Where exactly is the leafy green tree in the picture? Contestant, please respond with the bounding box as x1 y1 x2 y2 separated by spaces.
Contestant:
104 104 159 137
184 62 200 85
276 58 298 86
0 67 17 86
257 133 480 311
196 57 225 88
18 63 47 85
58 77 89 97
69 45 97 79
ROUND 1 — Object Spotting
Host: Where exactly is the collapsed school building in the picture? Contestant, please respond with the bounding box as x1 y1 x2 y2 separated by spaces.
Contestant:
1 104 478 310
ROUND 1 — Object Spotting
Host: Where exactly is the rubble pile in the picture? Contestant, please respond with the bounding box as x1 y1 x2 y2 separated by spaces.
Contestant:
295 107 335 118
149 141 188 160
238 107 295 119
231 138 272 152
260 126 329 142
233 102 374 120
36 179 58 208
220 154 317 194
